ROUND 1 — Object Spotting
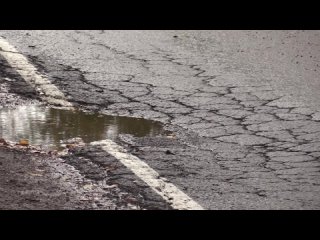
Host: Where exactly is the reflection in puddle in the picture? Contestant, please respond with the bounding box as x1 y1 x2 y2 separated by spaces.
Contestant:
0 105 168 149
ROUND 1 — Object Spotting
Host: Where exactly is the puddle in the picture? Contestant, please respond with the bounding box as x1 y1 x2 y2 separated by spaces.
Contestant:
0 105 168 150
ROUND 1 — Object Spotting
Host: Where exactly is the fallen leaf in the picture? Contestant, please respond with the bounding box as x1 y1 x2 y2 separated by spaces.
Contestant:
19 139 29 146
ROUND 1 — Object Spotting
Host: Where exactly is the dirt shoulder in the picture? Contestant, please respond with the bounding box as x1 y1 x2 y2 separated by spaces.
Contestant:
0 145 120 210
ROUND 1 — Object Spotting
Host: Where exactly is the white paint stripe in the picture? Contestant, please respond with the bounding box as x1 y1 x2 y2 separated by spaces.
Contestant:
91 139 204 210
0 37 203 210
0 37 73 108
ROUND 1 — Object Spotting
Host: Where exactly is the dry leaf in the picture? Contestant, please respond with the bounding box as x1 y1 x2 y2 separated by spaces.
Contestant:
19 139 29 146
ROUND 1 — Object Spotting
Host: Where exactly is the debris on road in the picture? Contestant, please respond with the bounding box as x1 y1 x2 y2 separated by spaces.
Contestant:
165 150 175 155
19 139 29 146
0 138 8 146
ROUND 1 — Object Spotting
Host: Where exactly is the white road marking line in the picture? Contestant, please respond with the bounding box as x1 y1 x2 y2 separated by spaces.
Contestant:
0 37 73 108
91 139 204 210
0 37 204 210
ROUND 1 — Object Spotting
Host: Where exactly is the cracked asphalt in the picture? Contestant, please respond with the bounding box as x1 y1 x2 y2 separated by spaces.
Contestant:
1 30 320 209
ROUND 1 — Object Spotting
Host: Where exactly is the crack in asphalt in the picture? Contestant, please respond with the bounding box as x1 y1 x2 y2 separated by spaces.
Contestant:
27 40 320 189
1 30 320 209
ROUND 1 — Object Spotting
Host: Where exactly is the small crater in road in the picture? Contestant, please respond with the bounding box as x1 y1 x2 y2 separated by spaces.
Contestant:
0 105 170 150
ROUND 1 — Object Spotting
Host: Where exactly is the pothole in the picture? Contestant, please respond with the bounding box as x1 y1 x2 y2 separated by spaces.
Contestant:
0 105 169 150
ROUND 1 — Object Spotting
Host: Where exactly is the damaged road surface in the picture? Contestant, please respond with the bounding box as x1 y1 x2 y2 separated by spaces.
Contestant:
1 30 320 209
0 105 169 149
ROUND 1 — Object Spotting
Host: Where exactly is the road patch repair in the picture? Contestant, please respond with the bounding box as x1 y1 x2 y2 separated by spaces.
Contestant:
0 37 204 210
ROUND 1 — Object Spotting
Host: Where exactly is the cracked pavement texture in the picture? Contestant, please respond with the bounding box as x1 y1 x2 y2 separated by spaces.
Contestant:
1 30 320 209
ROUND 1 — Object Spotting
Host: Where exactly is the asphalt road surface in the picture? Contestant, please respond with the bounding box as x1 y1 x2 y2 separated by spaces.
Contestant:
1 30 320 209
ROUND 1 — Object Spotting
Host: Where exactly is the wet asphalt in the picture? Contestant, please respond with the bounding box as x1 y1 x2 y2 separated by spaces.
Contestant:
1 30 320 209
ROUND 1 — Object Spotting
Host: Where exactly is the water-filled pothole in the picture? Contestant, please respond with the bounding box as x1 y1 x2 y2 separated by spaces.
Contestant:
0 105 169 149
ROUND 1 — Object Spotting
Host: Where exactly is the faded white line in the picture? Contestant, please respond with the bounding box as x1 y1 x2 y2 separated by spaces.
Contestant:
0 37 73 108
0 37 203 210
91 139 204 210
